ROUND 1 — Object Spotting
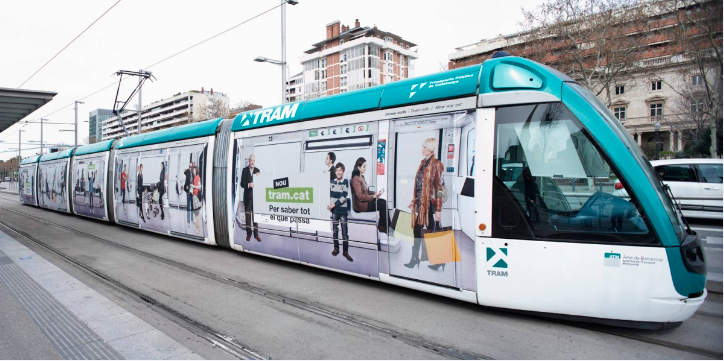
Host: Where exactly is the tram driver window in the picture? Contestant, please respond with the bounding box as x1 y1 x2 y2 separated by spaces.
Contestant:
492 103 657 245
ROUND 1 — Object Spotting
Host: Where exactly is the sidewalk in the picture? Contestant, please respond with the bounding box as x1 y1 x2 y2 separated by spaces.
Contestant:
0 227 202 360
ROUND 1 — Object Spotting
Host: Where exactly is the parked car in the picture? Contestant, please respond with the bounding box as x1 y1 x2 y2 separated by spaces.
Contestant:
3 177 10 182
648 159 723 220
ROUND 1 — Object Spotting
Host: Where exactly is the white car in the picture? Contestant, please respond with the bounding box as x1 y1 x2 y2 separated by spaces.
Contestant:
650 159 723 220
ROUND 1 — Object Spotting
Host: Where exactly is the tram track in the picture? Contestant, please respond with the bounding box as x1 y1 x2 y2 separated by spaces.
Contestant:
0 202 490 360
566 322 723 359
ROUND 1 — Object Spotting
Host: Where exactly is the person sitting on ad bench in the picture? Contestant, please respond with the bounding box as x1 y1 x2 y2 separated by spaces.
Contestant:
351 157 388 234
327 162 353 262
241 154 261 242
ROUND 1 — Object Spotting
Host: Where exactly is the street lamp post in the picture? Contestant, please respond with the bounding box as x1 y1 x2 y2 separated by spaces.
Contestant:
18 129 25 160
74 101 84 147
654 121 661 160
254 56 290 104
256 0 297 104
40 118 46 155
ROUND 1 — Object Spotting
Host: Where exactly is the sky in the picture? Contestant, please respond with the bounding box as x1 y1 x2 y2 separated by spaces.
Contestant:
0 0 543 161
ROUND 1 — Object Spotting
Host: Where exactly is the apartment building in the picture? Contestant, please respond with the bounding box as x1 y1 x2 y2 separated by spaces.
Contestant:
101 89 229 141
89 109 113 144
287 71 305 103
298 19 418 99
448 0 721 157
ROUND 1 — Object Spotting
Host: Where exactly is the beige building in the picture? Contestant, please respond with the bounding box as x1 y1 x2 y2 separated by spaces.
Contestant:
448 1 721 157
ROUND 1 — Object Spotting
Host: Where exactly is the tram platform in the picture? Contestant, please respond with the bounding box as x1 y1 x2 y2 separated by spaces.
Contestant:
0 226 201 360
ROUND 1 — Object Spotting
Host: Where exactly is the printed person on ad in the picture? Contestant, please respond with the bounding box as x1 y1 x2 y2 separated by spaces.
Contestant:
121 165 128 204
327 162 352 262
191 166 202 234
158 161 166 220
324 152 336 181
351 157 388 233
89 170 95 209
405 138 444 270
137 164 146 223
184 159 193 227
241 154 261 241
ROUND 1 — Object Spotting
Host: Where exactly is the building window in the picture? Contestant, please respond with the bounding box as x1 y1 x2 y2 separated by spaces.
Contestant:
340 64 347 75
385 36 393 43
650 103 663 120
615 85 625 95
690 100 705 114
692 74 703 86
340 76 347 87
651 80 662 91
613 107 626 120
387 63 393 73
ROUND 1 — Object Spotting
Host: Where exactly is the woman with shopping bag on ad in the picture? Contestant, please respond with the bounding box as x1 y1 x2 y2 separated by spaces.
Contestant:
404 138 454 271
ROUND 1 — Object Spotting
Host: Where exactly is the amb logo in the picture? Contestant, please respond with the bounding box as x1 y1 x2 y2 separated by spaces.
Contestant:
486 247 508 277
604 252 621 267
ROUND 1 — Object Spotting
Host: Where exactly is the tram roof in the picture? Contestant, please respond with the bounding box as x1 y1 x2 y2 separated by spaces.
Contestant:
39 147 75 162
116 117 224 150
0 87 57 134
229 56 573 133
20 155 41 165
74 139 115 156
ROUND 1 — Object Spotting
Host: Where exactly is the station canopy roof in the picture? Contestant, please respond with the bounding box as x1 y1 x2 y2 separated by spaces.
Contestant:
0 87 57 133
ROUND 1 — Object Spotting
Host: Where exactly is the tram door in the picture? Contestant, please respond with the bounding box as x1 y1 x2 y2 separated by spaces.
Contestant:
387 112 478 291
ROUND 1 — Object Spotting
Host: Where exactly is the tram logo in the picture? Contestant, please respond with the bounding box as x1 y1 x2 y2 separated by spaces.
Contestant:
239 103 301 128
409 82 427 98
604 252 621 267
486 247 508 268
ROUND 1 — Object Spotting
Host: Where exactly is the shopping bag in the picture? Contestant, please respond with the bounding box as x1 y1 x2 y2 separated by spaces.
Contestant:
192 193 203 210
390 209 414 243
422 222 461 265
152 189 159 203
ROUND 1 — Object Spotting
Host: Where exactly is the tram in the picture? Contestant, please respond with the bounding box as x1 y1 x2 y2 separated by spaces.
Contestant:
18 55 707 328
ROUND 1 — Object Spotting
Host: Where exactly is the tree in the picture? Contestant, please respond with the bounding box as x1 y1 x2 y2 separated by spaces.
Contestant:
665 0 722 157
206 96 230 119
520 0 650 106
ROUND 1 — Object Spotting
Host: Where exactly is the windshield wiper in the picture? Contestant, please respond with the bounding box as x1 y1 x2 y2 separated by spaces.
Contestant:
662 181 692 235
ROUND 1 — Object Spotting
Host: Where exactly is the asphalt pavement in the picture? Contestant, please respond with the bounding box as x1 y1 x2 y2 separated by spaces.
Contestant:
0 182 721 359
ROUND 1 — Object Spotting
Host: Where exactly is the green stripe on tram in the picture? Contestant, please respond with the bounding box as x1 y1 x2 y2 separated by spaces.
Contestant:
230 64 484 133
74 139 114 156
20 155 41 165
39 148 74 162
116 117 223 150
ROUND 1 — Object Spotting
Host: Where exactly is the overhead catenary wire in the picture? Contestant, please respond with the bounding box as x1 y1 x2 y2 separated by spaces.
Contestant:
2 1 284 145
16 0 123 89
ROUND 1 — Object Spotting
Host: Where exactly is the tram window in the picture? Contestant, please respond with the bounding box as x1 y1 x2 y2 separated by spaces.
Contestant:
492 103 657 245
655 165 696 182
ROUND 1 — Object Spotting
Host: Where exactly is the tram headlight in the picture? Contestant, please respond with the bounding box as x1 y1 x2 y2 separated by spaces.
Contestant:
679 233 706 275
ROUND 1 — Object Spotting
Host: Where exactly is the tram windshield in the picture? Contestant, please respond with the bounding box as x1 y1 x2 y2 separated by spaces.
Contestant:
494 102 657 244
568 83 686 241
